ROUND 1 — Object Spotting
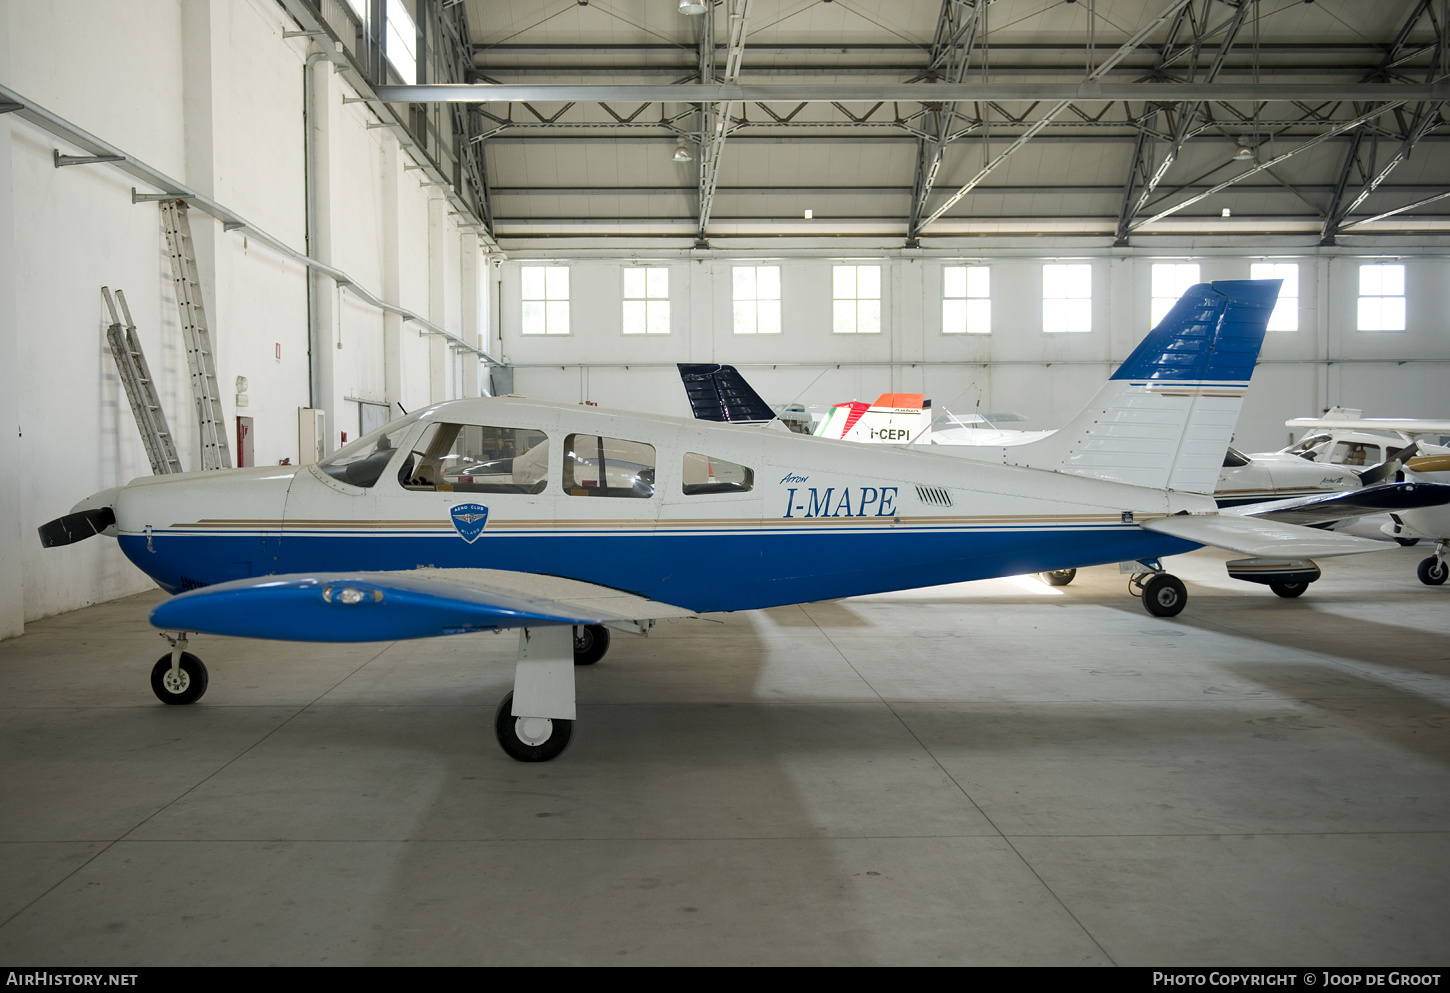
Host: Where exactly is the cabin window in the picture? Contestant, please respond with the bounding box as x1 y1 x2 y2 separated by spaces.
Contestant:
1328 442 1380 467
564 435 656 498
683 453 754 495
1286 433 1332 461
399 423 549 493
316 420 416 488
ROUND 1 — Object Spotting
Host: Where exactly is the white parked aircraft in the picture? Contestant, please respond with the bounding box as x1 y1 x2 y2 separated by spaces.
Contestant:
1280 407 1450 468
37 281 1446 761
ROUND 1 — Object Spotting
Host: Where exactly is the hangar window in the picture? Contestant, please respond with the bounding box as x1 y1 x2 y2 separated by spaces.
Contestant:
833 265 881 334
384 0 417 86
1251 262 1299 331
400 423 549 494
942 266 990 334
564 435 656 498
1043 264 1092 333
623 268 670 334
733 266 781 334
1358 264 1406 331
522 267 570 335
1151 263 1200 326
683 453 754 495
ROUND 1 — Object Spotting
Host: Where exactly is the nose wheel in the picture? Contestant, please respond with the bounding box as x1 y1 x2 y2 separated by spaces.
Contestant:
149 651 208 705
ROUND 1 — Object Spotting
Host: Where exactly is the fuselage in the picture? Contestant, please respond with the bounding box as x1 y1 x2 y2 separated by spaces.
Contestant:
109 397 1207 612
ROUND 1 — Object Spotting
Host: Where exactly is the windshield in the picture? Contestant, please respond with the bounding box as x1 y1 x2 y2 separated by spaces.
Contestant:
316 413 423 488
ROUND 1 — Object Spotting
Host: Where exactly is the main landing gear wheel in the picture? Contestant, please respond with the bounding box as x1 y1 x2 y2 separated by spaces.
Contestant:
1140 574 1188 618
573 624 611 666
1041 569 1077 587
149 653 208 705
1417 557 1448 586
1269 581 1308 599
494 691 573 762
1396 537 1421 547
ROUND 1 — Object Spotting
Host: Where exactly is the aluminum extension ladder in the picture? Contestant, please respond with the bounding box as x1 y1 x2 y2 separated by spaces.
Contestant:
160 198 231 470
102 286 183 475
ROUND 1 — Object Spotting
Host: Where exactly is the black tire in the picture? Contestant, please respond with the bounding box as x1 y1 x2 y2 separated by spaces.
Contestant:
1269 581 1308 599
1396 537 1421 547
150 653 208 705
573 624 610 666
1041 569 1077 587
1417 557 1448 586
1141 574 1187 617
494 691 572 762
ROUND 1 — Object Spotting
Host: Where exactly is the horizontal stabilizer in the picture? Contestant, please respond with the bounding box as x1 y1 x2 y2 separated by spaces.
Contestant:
1228 481 1450 528
677 363 776 423
150 568 697 642
1140 514 1386 559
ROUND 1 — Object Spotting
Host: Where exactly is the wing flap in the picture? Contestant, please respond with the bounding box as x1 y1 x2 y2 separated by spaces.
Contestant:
1141 514 1386 559
149 568 697 642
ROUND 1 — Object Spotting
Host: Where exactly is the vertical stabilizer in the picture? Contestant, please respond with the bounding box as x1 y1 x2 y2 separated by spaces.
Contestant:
998 279 1280 493
677 363 777 423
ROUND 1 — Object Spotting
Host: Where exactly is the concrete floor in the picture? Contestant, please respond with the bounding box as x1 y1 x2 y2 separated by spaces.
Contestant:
1 542 1448 966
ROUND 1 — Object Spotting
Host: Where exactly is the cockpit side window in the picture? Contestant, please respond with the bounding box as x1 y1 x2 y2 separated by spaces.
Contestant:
1222 447 1251 468
564 434 655 498
316 421 415 488
1287 433 1332 461
400 423 550 494
683 453 754 494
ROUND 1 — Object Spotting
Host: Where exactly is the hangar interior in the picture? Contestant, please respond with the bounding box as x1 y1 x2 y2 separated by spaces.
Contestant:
1 0 1449 966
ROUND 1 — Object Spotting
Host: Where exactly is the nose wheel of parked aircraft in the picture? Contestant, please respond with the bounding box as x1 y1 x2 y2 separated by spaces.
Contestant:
1131 572 1187 617
1040 569 1077 586
149 651 208 705
494 691 573 762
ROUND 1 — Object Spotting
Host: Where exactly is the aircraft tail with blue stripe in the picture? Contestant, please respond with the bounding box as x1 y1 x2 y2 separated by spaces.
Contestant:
999 279 1281 495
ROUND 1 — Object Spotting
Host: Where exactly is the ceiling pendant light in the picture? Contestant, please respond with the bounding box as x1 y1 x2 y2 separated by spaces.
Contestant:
673 145 693 162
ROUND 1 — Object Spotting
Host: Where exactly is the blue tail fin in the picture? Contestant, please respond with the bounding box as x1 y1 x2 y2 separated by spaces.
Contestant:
1001 279 1280 494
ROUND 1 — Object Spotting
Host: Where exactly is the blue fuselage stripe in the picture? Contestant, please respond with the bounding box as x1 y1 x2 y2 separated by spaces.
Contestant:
120 526 1201 612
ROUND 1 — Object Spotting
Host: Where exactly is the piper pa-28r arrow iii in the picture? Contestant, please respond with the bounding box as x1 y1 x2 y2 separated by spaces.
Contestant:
39 280 1442 762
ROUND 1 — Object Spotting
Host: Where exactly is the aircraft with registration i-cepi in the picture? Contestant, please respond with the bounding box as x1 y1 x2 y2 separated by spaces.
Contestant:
38 280 1450 762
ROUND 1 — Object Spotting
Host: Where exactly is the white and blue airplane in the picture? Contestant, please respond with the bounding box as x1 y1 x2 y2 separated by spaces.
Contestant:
38 280 1439 762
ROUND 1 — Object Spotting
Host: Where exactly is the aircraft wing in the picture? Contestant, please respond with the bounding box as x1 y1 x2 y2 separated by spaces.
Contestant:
1222 480 1450 529
1140 514 1386 559
149 568 698 642
1286 415 1450 435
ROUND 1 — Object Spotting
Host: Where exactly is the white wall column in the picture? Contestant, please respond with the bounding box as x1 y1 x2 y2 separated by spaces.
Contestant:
0 22 25 639
381 141 403 409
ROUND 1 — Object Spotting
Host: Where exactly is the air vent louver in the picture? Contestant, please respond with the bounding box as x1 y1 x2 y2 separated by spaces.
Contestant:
916 485 953 508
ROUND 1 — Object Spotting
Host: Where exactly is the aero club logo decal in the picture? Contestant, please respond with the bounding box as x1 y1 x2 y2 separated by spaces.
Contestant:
450 503 490 543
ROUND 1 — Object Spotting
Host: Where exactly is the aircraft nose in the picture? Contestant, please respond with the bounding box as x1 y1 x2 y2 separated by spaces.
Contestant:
37 486 122 548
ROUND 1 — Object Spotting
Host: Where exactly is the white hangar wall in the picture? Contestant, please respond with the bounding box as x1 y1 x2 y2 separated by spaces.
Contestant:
499 252 1450 455
0 0 492 636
